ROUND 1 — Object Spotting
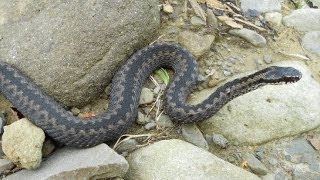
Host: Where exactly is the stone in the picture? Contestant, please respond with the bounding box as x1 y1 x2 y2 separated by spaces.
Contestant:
139 88 154 105
207 9 218 28
126 139 259 180
263 55 273 64
240 0 282 13
136 111 152 125
284 138 318 164
5 144 129 179
302 31 320 56
181 124 208 150
211 134 229 148
178 31 215 57
283 9 320 32
0 0 160 107
198 61 320 145
144 121 156 130
311 0 320 6
2 118 45 169
0 112 6 134
264 12 282 27
163 3 173 13
229 28 267 47
190 16 206 26
0 159 14 173
156 114 174 128
243 153 269 175
115 139 139 153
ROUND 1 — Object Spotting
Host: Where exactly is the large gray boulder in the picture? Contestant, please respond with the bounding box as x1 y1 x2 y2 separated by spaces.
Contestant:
196 61 320 145
0 0 160 107
126 139 259 180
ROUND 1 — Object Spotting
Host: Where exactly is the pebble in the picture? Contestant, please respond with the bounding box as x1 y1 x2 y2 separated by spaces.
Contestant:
0 159 14 173
42 139 56 158
302 31 320 56
223 70 232 76
181 124 208 150
71 107 81 116
115 139 139 153
283 9 320 31
229 28 267 47
2 118 45 170
240 0 282 13
144 121 156 130
139 88 154 105
263 55 273 64
206 9 218 28
264 12 282 28
0 112 6 134
156 114 174 128
136 111 152 125
178 31 215 57
163 3 173 14
211 134 229 149
243 153 269 175
5 144 129 179
284 138 317 164
190 16 206 27
268 158 278 165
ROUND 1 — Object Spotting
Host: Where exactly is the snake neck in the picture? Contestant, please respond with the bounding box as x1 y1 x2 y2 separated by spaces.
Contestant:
164 69 268 123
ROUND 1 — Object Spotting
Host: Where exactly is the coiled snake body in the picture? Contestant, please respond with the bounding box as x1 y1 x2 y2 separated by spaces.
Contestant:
0 43 302 147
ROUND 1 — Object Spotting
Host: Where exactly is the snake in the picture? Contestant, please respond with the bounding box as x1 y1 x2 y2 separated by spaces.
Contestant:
0 42 302 148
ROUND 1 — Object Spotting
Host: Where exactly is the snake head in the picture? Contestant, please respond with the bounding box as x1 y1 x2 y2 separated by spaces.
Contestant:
262 66 302 84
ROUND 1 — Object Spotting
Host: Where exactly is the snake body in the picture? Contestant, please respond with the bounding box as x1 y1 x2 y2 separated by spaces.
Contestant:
0 42 302 147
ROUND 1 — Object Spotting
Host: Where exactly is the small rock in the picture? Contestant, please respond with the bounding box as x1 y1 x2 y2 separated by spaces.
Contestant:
243 153 269 175
240 0 282 13
0 159 14 173
229 28 267 47
136 112 152 125
268 158 278 165
307 135 320 150
206 9 218 28
71 107 81 116
163 3 173 14
263 55 273 64
302 31 320 56
178 31 215 57
264 12 282 27
0 112 6 134
211 134 229 149
115 139 139 153
5 144 129 179
42 139 56 158
139 88 154 105
190 16 206 27
144 121 156 130
181 124 208 150
156 114 174 128
283 9 320 31
284 138 317 164
223 70 232 76
293 163 320 180
2 118 45 169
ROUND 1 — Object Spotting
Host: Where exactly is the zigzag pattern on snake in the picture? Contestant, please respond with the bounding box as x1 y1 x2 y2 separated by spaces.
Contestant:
0 42 302 147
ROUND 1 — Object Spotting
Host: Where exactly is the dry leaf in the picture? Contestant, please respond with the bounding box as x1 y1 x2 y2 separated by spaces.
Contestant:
189 0 206 22
218 15 243 28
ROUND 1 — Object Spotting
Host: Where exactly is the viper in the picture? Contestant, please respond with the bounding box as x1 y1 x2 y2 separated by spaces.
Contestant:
0 42 302 147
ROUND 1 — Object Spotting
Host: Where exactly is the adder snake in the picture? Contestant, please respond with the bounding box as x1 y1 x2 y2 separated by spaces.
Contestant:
0 42 302 147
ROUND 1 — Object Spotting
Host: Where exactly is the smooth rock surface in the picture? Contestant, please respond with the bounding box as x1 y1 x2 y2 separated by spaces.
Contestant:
126 139 259 180
240 0 282 13
243 153 269 175
283 9 320 31
198 61 320 145
302 31 320 56
178 31 215 57
229 28 266 47
2 118 45 169
0 0 160 107
264 12 282 27
6 144 129 179
0 159 14 173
